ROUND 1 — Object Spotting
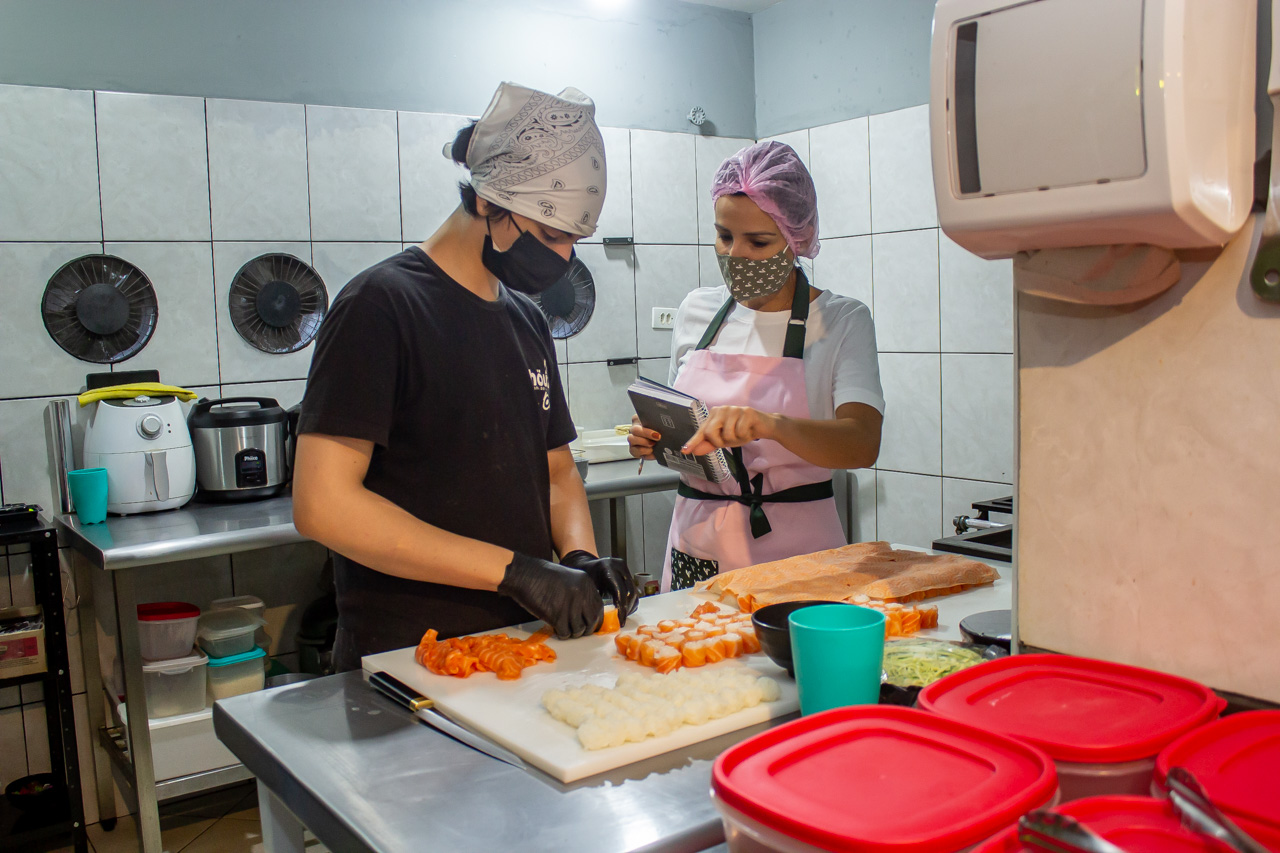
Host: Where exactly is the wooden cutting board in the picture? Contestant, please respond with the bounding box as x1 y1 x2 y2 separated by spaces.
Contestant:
360 590 798 782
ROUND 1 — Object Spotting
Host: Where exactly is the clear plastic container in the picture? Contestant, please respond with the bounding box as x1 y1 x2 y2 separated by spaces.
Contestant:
210 594 271 650
142 649 208 718
712 706 1059 853
196 607 264 658
1055 756 1158 801
137 602 200 661
206 647 266 701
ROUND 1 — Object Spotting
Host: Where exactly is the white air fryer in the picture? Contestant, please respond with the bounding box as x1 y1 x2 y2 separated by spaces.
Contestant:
82 394 196 515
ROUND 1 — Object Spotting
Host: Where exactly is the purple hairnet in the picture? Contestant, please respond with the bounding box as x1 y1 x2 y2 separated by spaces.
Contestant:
710 140 820 259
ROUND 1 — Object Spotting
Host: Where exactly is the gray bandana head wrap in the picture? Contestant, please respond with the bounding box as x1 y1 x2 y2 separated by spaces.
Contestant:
444 82 607 237
718 247 796 301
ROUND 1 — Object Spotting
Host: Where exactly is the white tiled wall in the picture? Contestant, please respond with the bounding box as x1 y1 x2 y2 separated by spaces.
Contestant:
0 84 1016 810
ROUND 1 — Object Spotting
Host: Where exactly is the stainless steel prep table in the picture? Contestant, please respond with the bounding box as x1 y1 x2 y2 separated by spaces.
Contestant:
215 569 1012 853
214 671 761 853
56 459 680 853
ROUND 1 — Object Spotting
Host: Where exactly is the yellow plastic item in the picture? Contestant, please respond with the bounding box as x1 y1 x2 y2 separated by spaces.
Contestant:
76 383 198 407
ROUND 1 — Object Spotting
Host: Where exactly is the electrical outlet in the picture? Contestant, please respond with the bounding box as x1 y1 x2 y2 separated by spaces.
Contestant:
651 307 676 330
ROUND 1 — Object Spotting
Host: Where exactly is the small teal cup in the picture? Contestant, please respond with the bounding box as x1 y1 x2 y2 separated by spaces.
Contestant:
67 467 109 524
789 604 886 715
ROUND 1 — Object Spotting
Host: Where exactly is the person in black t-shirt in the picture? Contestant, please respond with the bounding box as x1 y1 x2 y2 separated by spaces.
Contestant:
293 83 639 671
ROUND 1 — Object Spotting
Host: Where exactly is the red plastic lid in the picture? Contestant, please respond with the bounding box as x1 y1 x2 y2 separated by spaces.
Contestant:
137 602 199 622
972 796 1237 853
917 655 1222 763
1154 710 1280 834
712 705 1057 853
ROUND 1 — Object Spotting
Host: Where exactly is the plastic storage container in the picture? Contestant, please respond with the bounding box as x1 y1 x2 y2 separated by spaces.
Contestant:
142 649 208 718
972 795 1237 852
137 602 200 661
210 594 270 649
1152 710 1280 847
206 646 266 701
711 705 1058 853
918 654 1224 802
196 607 263 658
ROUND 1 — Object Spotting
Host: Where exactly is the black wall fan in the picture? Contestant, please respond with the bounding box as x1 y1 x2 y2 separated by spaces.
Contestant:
41 254 159 364
229 253 328 354
532 257 595 339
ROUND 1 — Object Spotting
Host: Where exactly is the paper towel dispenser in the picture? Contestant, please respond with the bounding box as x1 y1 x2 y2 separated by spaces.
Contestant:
930 0 1256 260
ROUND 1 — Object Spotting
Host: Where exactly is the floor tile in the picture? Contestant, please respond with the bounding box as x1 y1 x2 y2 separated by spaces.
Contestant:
178 816 264 853
86 811 215 853
222 784 260 821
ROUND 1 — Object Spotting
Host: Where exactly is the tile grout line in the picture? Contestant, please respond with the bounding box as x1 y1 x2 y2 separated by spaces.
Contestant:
204 98 224 390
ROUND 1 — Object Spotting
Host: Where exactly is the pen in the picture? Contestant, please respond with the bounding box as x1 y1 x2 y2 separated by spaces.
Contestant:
638 457 644 475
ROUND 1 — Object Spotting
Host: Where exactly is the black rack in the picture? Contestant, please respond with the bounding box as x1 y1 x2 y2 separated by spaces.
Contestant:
0 516 87 852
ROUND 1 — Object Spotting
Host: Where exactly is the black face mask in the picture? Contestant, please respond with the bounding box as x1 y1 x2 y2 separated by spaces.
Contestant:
481 223 573 295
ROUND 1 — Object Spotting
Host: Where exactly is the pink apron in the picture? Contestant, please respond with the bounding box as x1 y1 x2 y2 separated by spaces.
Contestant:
661 271 847 591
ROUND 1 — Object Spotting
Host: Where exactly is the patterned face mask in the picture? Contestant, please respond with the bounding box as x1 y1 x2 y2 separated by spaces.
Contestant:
717 247 796 301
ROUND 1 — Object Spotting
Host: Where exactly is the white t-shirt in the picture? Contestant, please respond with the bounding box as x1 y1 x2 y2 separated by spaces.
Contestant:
668 284 885 419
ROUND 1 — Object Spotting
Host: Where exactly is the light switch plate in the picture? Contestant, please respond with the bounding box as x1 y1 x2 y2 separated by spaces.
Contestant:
651 307 676 330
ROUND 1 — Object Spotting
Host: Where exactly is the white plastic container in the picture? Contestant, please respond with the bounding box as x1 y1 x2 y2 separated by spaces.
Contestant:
196 607 263 658
142 649 208 718
210 594 270 650
205 646 266 701
137 602 200 661
118 704 239 782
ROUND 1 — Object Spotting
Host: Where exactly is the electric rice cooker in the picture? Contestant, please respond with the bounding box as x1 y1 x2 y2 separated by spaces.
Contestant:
188 398 289 501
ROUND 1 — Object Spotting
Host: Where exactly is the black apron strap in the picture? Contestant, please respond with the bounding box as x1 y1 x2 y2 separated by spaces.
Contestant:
696 267 811 357
677 476 835 540
687 266 817 538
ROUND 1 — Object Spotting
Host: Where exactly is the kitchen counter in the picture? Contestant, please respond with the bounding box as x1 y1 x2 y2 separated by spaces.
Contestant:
57 459 680 853
215 567 1010 853
56 459 680 570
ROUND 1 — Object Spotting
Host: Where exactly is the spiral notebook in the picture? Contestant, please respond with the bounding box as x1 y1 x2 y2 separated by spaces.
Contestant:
627 376 733 483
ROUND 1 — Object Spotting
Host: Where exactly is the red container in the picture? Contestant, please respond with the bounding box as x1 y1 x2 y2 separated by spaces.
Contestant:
1153 710 1280 850
711 705 1058 853
917 655 1223 802
973 795 1236 853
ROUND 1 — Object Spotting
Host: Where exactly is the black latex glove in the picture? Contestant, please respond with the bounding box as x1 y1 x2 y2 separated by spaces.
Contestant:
559 550 641 627
498 552 604 639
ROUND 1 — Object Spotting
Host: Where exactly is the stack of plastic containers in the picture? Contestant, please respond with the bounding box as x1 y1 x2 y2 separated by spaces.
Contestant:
196 607 266 701
137 602 207 719
1152 710 1280 849
710 705 1059 853
917 655 1225 802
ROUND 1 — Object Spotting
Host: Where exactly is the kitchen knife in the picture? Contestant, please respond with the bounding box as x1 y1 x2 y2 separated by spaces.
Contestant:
1166 767 1269 853
1018 810 1131 853
368 671 527 770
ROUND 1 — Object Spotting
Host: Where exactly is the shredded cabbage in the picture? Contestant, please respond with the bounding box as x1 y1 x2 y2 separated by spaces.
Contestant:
881 639 985 687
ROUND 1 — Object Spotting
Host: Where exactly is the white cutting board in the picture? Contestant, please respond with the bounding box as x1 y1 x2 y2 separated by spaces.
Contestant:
361 590 798 782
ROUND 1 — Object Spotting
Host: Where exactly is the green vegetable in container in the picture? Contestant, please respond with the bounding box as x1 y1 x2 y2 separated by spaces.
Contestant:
881 638 986 687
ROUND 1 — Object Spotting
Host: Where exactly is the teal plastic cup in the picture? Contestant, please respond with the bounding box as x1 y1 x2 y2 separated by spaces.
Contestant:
67 467 109 524
789 604 886 715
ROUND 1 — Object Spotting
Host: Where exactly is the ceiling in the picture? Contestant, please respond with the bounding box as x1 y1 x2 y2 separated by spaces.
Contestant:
678 0 784 11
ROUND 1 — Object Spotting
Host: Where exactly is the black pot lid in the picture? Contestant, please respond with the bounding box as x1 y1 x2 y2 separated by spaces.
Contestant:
41 255 159 364
532 257 595 339
959 609 1012 650
229 253 328 354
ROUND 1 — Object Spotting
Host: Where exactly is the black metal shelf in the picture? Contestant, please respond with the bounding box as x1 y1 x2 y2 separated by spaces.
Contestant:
0 516 88 853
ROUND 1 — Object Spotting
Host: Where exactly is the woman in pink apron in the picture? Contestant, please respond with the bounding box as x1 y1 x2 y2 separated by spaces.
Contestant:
629 141 885 591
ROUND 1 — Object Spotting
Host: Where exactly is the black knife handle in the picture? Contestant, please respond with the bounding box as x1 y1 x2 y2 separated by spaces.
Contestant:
369 671 433 712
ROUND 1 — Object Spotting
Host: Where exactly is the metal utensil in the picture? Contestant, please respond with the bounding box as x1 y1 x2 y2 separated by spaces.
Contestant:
367 671 526 770
1018 810 1131 853
1167 767 1270 853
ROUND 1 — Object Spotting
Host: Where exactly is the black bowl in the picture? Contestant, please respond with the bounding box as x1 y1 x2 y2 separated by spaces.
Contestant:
751 600 851 676
5 773 58 813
